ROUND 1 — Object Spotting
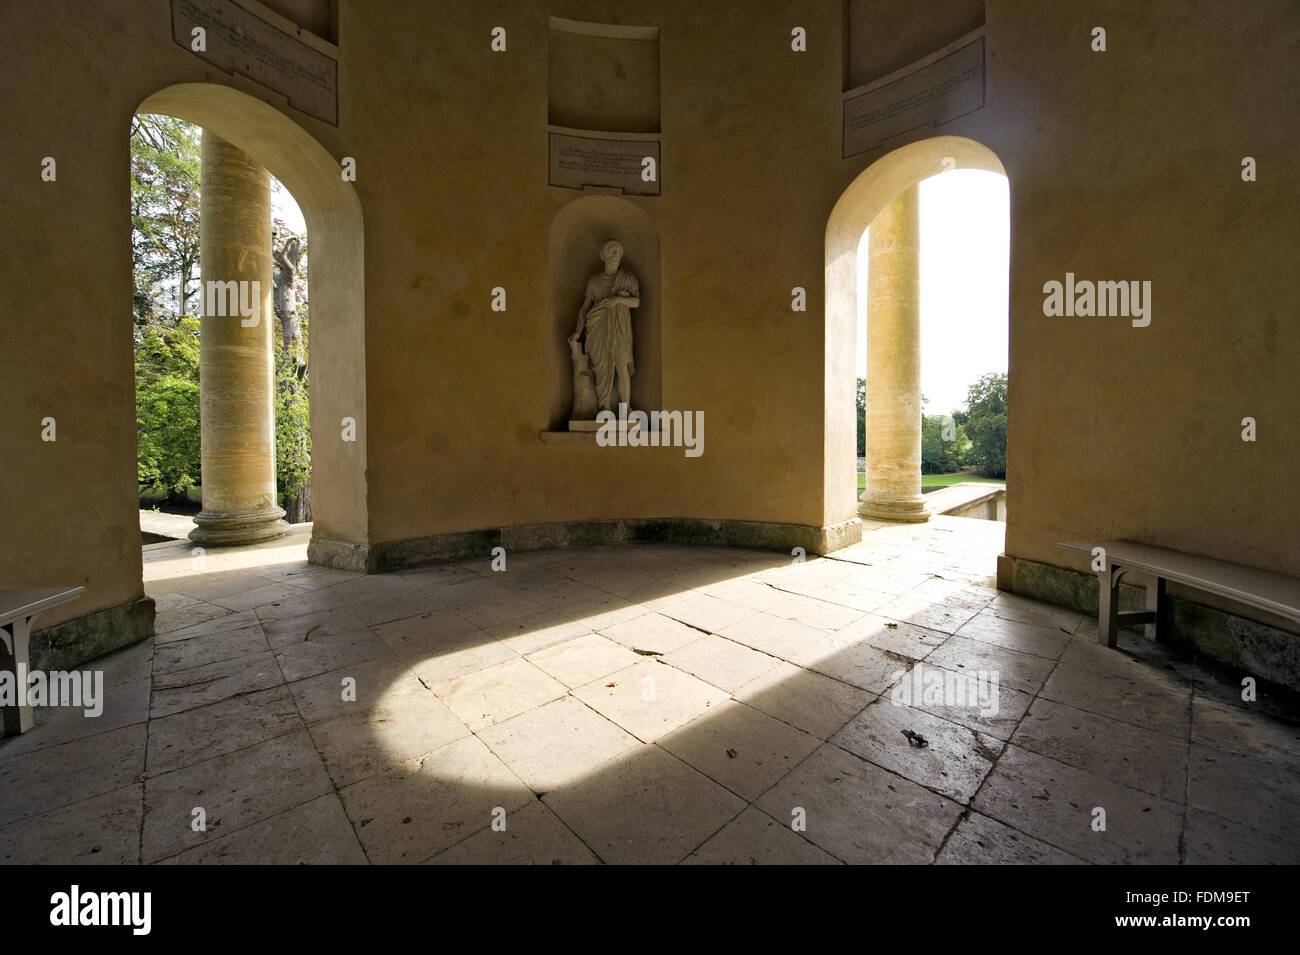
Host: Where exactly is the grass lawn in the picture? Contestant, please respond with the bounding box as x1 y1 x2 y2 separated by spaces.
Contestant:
856 471 1006 491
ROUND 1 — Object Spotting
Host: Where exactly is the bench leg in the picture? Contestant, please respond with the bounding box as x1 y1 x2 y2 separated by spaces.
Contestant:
1098 565 1121 648
0 615 34 736
1145 575 1167 642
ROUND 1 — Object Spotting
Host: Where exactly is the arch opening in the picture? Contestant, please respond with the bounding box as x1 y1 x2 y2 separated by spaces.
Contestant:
825 135 1009 529
132 82 368 565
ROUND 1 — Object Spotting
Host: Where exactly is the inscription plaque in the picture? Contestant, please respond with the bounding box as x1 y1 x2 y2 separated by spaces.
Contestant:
843 34 984 158
172 0 338 125
549 132 661 196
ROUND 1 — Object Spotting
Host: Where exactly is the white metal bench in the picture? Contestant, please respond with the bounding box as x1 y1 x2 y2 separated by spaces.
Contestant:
0 587 85 735
1059 541 1300 648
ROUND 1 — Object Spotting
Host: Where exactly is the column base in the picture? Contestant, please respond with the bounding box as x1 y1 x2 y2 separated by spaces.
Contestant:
189 504 289 546
858 497 930 523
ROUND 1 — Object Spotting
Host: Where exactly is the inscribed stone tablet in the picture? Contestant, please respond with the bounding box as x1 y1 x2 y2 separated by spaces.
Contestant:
549 133 661 196
843 35 984 158
172 0 338 125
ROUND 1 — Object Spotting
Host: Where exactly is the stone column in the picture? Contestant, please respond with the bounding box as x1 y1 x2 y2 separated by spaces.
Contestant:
859 184 928 523
190 132 288 546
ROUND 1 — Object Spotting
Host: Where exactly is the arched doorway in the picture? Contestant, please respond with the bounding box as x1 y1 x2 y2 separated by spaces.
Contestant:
825 135 1008 529
132 83 369 569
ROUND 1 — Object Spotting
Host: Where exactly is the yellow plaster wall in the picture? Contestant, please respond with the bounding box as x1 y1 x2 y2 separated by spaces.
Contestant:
1 0 1296 633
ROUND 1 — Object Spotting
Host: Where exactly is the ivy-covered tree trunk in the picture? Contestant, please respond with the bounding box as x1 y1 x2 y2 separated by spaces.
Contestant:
283 481 311 524
274 236 304 357
273 228 312 523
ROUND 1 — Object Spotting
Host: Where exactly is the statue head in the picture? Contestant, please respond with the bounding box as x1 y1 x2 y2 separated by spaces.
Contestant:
599 240 624 269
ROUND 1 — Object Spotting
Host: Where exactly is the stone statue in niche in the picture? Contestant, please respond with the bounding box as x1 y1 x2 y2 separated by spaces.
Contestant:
568 240 639 428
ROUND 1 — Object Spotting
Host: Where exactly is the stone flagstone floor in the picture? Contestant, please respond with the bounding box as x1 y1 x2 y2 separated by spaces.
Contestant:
2 517 1298 864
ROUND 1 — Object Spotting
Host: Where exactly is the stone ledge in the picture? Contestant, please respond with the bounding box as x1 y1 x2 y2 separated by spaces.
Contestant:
362 517 864 573
308 536 374 573
30 596 155 673
538 430 672 446
539 431 598 445
998 552 1300 691
924 482 1005 517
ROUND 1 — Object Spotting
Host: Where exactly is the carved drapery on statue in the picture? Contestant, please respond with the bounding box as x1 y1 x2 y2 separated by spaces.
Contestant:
568 240 640 428
584 267 638 409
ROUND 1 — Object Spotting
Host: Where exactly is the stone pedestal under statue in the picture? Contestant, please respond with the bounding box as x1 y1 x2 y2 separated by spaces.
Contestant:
190 132 288 546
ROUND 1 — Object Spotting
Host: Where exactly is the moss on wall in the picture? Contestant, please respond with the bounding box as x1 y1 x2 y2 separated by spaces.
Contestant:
30 597 155 673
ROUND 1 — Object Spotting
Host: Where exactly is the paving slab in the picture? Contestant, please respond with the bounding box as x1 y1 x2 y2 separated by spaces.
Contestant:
755 743 964 864
1011 697 1188 802
308 675 471 787
146 684 302 774
425 799 601 865
936 810 1085 864
572 660 729 743
683 805 841 865
733 662 872 740
0 724 147 828
658 699 821 800
972 744 1183 864
542 745 746 865
525 633 643 688
476 696 642 794
149 648 285 719
660 634 782 693
142 729 334 862
832 698 1002 803
433 658 568 731
158 794 368 865
925 635 1057 696
338 735 536 864
0 783 143 864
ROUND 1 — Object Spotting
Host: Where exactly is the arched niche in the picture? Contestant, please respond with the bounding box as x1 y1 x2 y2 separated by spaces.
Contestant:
547 196 661 431
823 135 1007 525
548 17 661 134
134 82 369 562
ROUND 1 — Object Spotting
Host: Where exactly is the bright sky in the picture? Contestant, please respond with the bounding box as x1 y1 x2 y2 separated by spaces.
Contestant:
270 176 307 234
856 169 1009 418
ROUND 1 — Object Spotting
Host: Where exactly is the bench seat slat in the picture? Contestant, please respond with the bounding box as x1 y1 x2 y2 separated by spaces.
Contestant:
0 587 85 736
1059 541 1300 623
0 587 86 624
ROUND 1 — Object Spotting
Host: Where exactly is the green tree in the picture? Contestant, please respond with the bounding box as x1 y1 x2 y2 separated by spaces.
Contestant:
132 116 203 501
131 118 314 517
921 414 969 473
274 337 312 519
957 372 1008 477
131 115 201 325
135 316 202 497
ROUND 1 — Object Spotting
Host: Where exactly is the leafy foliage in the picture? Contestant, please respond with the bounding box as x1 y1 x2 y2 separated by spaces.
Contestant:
135 316 201 494
856 374 1005 478
131 116 313 511
274 312 312 503
132 116 203 495
131 115 202 324
921 414 969 474
954 372 1008 477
